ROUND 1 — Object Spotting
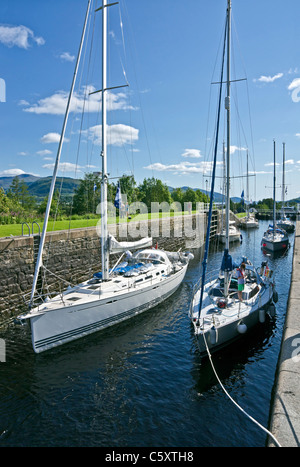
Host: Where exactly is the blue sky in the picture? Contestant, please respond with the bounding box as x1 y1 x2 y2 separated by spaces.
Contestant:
1 0 300 202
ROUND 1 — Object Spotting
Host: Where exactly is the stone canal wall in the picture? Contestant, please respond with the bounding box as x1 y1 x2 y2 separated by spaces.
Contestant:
0 213 207 316
268 220 300 447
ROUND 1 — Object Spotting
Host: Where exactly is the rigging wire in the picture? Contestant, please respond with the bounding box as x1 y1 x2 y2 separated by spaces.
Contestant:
197 15 227 320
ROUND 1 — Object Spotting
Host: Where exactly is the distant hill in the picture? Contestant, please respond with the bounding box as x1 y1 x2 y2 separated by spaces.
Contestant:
27 177 80 200
168 185 225 203
0 173 40 191
0 174 80 201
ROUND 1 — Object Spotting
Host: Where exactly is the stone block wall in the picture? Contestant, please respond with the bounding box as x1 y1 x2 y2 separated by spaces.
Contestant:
0 213 206 317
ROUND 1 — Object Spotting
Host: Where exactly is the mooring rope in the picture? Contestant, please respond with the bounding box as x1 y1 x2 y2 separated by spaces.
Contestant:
200 332 282 447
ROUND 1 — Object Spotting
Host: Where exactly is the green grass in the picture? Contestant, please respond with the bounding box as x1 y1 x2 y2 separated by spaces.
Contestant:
0 210 190 238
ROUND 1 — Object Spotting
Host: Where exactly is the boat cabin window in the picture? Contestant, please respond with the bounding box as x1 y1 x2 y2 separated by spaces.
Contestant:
135 252 167 264
208 288 224 297
249 285 259 299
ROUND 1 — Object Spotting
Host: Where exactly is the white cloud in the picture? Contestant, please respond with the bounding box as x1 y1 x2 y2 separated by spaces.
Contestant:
0 25 45 49
264 162 280 167
144 160 222 175
37 149 53 156
42 162 84 173
40 133 61 144
230 145 247 154
0 168 26 176
18 99 30 106
23 85 137 115
285 159 294 165
181 149 202 158
249 170 272 175
59 51 75 62
40 132 70 144
85 123 139 147
18 151 28 156
255 73 283 83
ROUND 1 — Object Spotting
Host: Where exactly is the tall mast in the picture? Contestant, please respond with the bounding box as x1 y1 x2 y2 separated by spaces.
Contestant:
246 150 249 218
101 0 109 280
29 0 92 306
273 140 276 237
224 0 231 298
282 142 286 216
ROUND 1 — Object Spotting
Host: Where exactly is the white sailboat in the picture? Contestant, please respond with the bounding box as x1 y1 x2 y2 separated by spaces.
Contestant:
189 0 277 357
261 141 289 252
276 142 295 233
17 0 192 353
217 220 241 244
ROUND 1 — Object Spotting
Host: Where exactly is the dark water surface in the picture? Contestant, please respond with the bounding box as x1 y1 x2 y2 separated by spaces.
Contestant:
0 220 294 447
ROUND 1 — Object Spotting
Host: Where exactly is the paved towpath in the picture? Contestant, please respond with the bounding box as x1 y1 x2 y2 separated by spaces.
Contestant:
268 220 300 447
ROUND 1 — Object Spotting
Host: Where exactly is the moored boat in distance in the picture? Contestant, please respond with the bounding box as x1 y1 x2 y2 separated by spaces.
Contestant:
261 141 289 253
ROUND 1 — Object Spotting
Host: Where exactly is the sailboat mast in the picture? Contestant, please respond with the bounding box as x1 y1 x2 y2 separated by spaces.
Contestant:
101 0 110 281
273 140 276 237
246 151 249 218
282 142 286 216
225 0 231 252
29 0 92 307
224 0 231 298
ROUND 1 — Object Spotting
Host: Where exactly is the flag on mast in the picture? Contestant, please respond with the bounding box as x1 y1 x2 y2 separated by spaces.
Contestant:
114 182 122 209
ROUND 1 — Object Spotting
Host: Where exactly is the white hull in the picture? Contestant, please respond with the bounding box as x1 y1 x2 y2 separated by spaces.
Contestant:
217 232 241 244
193 294 273 356
190 268 275 357
217 223 241 244
242 219 259 229
23 262 188 353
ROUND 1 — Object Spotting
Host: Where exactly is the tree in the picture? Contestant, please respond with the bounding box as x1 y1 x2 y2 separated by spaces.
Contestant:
182 188 197 210
171 188 184 205
0 188 19 213
37 189 64 218
118 174 139 204
138 177 172 210
72 173 102 215
7 176 36 210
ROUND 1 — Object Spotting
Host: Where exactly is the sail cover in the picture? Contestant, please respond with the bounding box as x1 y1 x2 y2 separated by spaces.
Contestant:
109 234 152 253
221 248 239 272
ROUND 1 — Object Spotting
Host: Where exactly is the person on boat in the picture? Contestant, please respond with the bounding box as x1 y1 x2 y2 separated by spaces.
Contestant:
237 262 246 301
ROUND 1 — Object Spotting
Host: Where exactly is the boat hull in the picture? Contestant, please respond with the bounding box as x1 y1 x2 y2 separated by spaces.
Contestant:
261 238 289 252
29 265 188 353
218 233 241 244
193 286 274 357
276 221 295 233
242 221 259 229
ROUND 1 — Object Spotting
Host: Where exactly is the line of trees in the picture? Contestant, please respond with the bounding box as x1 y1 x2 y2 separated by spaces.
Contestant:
1 172 288 224
71 173 209 215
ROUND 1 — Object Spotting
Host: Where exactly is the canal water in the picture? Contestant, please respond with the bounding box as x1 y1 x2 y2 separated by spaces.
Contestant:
0 220 294 447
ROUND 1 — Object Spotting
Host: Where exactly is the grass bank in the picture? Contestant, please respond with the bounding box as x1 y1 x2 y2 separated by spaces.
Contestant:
0 210 190 238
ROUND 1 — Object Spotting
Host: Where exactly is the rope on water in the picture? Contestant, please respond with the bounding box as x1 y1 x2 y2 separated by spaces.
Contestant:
201 332 282 447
